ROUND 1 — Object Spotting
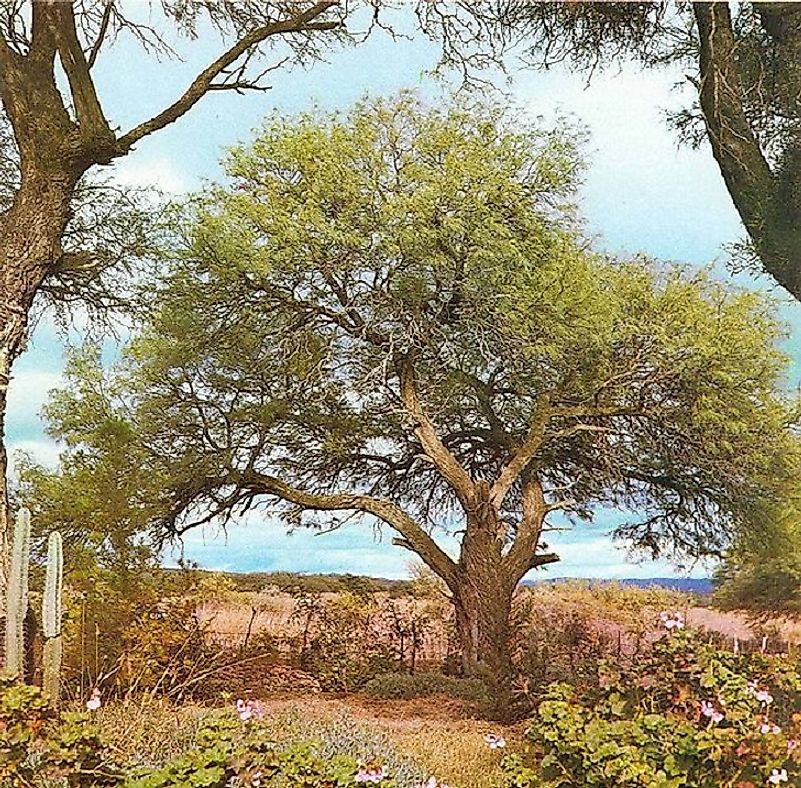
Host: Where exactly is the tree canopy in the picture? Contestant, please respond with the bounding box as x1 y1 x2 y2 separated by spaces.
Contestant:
33 95 801 674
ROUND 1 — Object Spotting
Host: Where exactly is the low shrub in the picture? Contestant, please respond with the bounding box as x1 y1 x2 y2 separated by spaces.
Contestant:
503 620 801 787
363 672 490 703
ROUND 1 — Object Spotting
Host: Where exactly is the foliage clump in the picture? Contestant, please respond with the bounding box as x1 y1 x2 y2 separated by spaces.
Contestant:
503 624 801 787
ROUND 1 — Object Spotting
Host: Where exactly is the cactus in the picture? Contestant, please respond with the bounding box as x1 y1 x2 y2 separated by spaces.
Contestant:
42 531 63 702
5 508 31 675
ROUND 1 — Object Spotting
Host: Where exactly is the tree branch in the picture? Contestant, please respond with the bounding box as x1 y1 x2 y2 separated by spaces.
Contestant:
118 1 341 149
49 1 116 154
87 0 114 70
239 468 459 588
503 475 549 579
489 397 551 509
694 2 801 299
397 356 476 510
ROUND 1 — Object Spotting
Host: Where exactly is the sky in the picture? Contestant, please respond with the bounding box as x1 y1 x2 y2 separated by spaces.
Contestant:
7 8 801 581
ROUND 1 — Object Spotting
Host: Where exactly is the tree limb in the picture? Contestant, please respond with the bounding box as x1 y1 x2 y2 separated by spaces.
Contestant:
87 0 114 70
239 468 459 588
397 355 476 510
694 2 801 299
118 1 341 150
49 1 116 156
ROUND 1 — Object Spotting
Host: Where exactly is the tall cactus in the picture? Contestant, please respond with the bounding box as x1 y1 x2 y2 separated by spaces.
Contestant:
42 531 63 702
5 508 31 675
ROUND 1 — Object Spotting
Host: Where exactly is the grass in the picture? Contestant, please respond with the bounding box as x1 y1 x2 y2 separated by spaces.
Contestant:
90 694 510 788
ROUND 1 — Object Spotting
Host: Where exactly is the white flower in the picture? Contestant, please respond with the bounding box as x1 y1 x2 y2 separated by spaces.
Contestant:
85 688 101 711
484 733 506 749
768 768 788 784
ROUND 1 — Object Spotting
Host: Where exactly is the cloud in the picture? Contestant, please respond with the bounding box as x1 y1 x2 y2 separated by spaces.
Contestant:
6 371 64 444
6 440 62 479
111 153 195 195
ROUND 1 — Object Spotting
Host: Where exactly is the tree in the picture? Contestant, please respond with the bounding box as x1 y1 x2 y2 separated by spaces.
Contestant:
0 0 359 622
421 2 801 302
37 96 799 679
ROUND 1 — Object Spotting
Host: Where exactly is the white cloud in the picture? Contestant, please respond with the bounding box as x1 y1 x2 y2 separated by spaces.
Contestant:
6 371 63 429
6 440 62 478
111 153 195 195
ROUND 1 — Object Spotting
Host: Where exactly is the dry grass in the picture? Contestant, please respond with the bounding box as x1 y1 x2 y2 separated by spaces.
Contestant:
91 694 509 788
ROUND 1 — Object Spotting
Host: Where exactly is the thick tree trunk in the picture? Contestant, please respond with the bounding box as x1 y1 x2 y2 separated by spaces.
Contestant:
0 167 79 664
453 573 514 680
451 506 517 681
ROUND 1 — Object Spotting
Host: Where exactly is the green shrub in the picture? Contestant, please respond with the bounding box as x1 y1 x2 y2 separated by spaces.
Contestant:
0 675 122 787
503 625 801 787
363 671 490 702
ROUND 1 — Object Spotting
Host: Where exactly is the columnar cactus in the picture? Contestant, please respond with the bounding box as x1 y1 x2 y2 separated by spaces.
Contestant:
42 531 63 702
5 508 30 675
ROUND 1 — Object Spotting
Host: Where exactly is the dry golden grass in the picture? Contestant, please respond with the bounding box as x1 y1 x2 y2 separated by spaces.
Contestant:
92 694 510 788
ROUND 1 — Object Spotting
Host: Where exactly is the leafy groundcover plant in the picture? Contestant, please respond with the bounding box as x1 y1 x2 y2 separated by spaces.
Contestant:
502 616 801 787
0 676 437 788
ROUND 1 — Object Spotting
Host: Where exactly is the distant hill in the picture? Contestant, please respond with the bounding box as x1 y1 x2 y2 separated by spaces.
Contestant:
522 577 714 595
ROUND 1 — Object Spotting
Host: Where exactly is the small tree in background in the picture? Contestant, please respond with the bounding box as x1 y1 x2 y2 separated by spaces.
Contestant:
33 95 800 681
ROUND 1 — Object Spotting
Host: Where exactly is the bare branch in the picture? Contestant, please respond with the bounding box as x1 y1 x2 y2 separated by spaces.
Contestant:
397 355 476 510
87 0 114 70
239 468 459 588
118 1 341 149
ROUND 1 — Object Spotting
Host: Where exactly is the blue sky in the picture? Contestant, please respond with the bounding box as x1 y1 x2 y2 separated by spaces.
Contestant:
7 11 801 580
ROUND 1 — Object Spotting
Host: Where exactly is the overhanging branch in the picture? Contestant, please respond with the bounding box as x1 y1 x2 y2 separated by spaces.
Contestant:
118 1 341 149
239 468 459 588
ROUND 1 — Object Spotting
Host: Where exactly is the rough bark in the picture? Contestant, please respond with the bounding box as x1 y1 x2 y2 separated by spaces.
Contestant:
694 2 801 300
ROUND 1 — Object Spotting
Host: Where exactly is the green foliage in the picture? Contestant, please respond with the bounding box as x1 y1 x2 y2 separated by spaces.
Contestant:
503 628 801 787
5 507 31 676
0 675 121 787
124 714 387 788
37 92 800 583
363 671 490 702
291 591 396 692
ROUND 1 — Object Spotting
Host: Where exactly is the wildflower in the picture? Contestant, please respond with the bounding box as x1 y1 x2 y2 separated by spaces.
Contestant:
760 722 782 735
755 690 774 705
235 698 265 723
659 611 684 631
416 778 450 788
789 739 799 752
484 733 506 749
85 688 101 712
355 766 386 783
700 701 724 724
767 768 788 784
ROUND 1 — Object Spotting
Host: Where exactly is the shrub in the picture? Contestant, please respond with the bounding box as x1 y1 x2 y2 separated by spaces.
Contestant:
503 623 801 787
290 592 396 692
0 675 122 787
363 672 490 703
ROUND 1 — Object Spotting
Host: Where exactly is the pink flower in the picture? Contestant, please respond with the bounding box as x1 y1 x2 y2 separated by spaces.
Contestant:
768 768 788 784
235 698 265 722
760 722 781 735
484 733 506 749
700 701 724 724
788 739 799 752
755 689 774 705
356 766 387 783
85 688 101 712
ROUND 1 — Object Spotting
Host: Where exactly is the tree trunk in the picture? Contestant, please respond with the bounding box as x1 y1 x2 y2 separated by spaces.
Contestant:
0 167 80 665
451 507 516 681
453 577 514 680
